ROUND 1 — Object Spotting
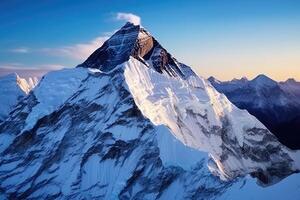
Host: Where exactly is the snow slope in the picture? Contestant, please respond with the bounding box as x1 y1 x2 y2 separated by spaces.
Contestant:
0 73 38 122
0 65 225 199
124 57 300 185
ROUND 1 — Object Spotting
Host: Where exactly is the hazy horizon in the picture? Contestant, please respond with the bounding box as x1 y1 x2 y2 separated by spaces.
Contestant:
0 66 299 82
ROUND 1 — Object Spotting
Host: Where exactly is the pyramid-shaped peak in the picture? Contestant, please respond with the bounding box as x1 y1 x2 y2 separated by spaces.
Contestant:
252 74 275 83
250 74 277 88
116 22 142 35
78 23 194 78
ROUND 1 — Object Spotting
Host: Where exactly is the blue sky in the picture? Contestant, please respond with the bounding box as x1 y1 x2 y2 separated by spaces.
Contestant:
0 0 300 80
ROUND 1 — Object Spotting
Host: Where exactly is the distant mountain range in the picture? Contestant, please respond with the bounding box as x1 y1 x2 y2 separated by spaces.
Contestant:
209 75 300 149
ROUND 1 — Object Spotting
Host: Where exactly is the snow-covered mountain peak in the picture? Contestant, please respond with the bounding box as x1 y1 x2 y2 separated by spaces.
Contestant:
0 73 38 122
251 74 277 88
78 22 140 71
1 24 300 199
0 73 38 94
78 23 193 79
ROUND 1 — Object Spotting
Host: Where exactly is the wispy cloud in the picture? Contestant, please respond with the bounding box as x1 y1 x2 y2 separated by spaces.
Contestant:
0 63 64 78
10 47 30 53
40 35 109 60
116 12 141 25
6 13 141 61
0 63 64 70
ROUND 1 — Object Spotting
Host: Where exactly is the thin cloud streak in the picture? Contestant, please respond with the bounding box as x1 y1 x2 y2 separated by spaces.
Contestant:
6 13 141 61
41 36 109 60
5 13 141 66
7 35 110 61
0 63 65 78
10 47 30 53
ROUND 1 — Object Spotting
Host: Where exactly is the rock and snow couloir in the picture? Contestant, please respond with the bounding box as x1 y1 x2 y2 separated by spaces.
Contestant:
0 23 300 199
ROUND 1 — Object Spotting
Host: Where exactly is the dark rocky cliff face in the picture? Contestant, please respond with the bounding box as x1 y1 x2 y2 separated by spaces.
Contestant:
78 22 190 78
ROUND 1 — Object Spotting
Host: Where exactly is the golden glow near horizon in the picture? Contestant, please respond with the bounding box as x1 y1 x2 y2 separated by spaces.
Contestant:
198 65 300 82
173 21 300 82
187 51 300 81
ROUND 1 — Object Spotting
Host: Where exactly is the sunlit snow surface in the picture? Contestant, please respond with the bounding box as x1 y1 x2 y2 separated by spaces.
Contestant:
0 64 223 199
24 68 88 131
0 73 38 122
124 57 300 183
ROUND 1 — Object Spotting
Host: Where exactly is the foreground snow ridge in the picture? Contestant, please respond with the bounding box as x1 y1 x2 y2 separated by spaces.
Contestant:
124 57 300 184
0 22 300 199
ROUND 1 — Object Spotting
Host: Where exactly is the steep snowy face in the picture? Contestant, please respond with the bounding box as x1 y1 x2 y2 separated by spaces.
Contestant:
0 66 231 199
124 57 300 185
0 73 38 122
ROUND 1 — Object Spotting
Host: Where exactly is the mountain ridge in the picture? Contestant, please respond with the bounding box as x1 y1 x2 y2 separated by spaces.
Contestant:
78 22 194 78
209 74 300 149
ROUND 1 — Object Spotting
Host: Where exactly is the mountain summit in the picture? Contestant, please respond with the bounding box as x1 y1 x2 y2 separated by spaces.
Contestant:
79 22 192 78
250 74 277 88
0 23 300 199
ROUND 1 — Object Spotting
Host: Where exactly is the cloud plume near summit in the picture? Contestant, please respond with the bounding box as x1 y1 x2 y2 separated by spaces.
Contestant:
116 12 141 25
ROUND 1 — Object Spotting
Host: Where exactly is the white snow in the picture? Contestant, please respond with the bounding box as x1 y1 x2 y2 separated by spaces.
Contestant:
23 68 89 131
123 56 300 182
0 73 38 122
250 74 277 88
155 125 207 170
